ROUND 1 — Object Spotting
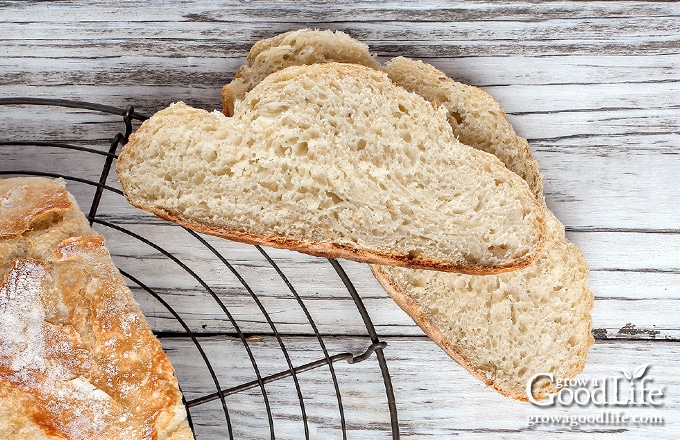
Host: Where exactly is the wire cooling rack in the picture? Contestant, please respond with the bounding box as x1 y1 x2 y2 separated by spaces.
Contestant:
0 98 400 439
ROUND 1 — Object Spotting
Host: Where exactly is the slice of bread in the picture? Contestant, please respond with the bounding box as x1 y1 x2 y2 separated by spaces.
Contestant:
221 29 542 201
372 212 593 400
0 177 193 439
117 62 546 274
219 30 593 400
375 57 593 399
222 29 381 116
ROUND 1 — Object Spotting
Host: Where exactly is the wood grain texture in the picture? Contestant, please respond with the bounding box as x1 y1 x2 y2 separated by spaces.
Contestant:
1 1 679 438
160 336 680 439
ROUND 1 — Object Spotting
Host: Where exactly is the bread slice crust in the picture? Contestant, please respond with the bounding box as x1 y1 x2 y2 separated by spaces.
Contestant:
129 197 542 276
218 30 593 400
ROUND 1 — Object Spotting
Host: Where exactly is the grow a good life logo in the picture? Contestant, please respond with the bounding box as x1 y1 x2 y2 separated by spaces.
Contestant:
527 364 664 407
526 364 665 428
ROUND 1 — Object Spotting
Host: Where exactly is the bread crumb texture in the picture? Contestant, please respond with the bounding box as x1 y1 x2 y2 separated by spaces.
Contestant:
118 63 545 273
219 29 592 400
374 212 593 400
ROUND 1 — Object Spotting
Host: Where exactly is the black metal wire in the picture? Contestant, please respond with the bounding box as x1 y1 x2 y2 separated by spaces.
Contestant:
255 246 350 440
0 97 150 120
186 341 388 407
183 230 294 440
88 132 126 223
329 259 400 439
0 99 401 440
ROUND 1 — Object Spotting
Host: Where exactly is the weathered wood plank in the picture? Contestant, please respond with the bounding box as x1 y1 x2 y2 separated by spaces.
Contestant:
161 336 680 439
2 1 679 55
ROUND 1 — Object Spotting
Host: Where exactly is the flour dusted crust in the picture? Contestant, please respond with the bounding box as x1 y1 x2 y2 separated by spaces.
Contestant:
0 177 193 440
0 177 74 237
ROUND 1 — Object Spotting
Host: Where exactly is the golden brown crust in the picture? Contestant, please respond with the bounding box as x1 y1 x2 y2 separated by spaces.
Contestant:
221 83 236 117
221 65 248 116
0 177 193 440
0 177 74 237
127 197 544 276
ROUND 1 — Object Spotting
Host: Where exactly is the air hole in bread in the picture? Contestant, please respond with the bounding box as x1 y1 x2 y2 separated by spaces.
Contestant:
449 111 463 125
192 173 205 185
259 182 279 192
215 166 233 177
408 249 423 259
202 149 217 162
487 244 511 259
294 141 308 155
326 191 343 204
473 199 483 212
410 276 426 288
399 205 414 218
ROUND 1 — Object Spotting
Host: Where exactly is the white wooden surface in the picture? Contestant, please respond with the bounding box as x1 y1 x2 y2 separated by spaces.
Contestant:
1 1 679 439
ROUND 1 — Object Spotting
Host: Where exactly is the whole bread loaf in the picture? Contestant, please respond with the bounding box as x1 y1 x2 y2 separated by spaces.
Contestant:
220 29 593 400
117 62 546 274
0 177 193 439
